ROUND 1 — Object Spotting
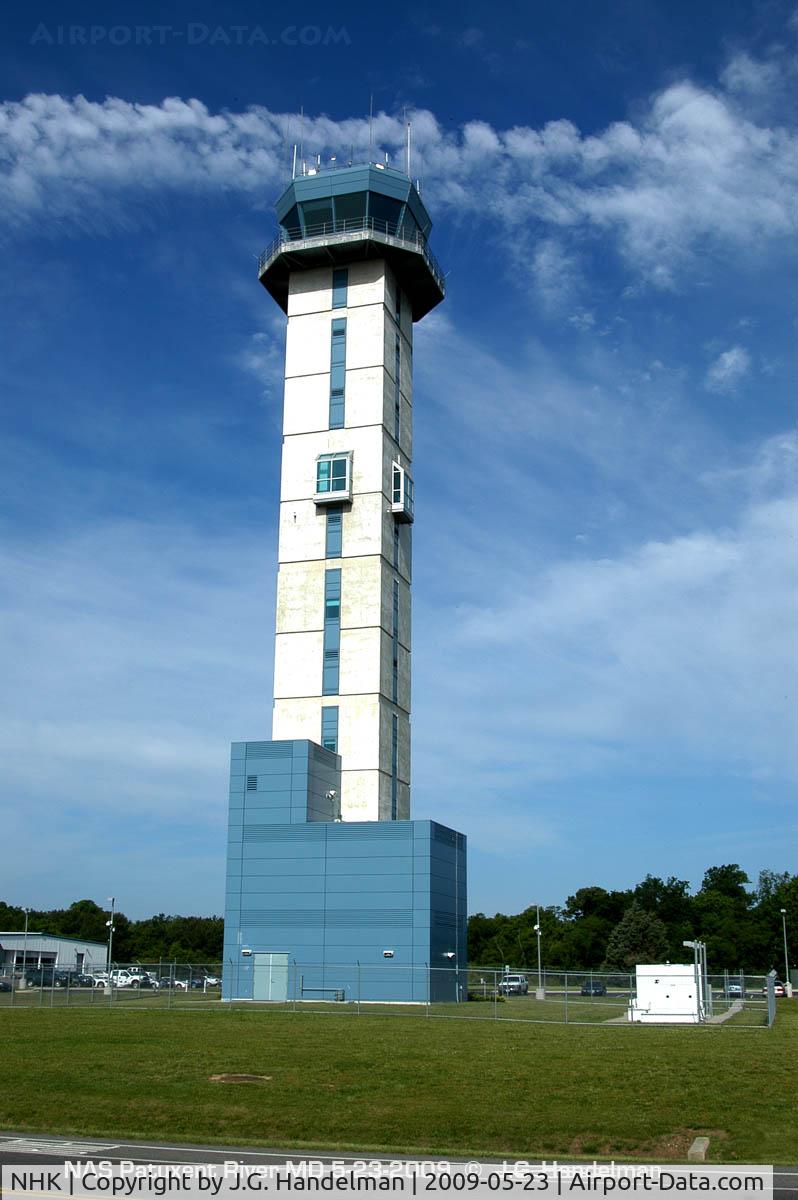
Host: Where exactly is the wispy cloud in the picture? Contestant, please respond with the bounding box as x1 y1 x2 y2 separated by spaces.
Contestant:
0 517 273 912
3 45 798 300
705 345 751 393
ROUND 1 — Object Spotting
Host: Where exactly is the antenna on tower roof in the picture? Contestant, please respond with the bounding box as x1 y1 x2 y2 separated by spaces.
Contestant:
368 94 374 161
299 104 305 176
405 120 412 178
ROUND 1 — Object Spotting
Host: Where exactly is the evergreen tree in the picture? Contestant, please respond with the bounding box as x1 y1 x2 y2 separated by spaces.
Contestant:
603 902 670 970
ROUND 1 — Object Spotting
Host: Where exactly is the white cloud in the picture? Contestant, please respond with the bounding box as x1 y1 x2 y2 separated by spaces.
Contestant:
3 51 798 294
721 52 783 95
705 345 751 393
0 517 273 910
412 486 798 824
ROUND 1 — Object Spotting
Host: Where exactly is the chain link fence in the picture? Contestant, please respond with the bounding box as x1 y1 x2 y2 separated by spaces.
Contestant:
0 961 778 1026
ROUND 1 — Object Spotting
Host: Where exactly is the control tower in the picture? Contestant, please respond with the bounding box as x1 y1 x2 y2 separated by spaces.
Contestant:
222 158 466 1005
261 163 444 821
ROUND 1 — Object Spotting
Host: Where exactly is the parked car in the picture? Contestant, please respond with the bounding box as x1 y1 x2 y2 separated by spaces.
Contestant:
725 980 744 998
580 981 607 996
761 981 786 997
497 974 529 995
0 978 12 993
25 967 69 987
204 975 220 987
63 973 96 988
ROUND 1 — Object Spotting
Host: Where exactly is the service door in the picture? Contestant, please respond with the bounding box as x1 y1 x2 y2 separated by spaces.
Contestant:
252 952 289 1002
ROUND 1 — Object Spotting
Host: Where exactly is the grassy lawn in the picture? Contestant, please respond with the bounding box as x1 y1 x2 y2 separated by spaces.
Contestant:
0 1003 794 1163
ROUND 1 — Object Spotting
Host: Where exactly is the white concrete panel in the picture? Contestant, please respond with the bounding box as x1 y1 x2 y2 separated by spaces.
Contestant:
285 311 333 379
347 304 387 371
346 366 386 430
340 627 381 695
348 260 386 309
341 770 380 821
273 631 323 699
287 267 332 316
283 374 331 437
345 493 386 559
399 336 413 404
275 561 326 633
272 698 323 742
340 556 383 632
338 694 381 770
278 501 326 564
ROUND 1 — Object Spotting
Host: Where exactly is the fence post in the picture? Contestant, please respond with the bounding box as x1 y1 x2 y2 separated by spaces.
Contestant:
493 970 498 1020
564 972 569 1023
357 961 361 1016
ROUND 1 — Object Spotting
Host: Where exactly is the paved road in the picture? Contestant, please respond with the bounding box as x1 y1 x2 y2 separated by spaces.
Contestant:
0 1132 795 1198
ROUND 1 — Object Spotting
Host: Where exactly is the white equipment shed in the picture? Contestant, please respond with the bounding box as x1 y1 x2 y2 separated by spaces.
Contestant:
628 962 706 1024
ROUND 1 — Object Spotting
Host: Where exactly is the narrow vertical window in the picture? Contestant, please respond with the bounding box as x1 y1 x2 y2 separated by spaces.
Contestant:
394 333 401 442
325 504 343 558
332 268 348 309
395 287 402 325
393 524 400 570
321 706 339 753
330 318 346 429
322 568 341 695
392 579 399 704
391 715 399 820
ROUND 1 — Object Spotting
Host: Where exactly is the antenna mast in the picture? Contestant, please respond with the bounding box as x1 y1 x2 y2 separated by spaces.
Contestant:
368 94 374 161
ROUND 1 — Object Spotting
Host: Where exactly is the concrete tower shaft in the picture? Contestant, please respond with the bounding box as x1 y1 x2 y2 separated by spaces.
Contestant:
259 164 444 822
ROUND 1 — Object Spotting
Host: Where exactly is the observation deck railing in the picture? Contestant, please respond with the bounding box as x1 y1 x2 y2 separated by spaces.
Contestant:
257 217 445 295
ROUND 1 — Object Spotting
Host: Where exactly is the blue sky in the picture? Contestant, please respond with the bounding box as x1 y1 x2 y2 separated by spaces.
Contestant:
1 0 797 920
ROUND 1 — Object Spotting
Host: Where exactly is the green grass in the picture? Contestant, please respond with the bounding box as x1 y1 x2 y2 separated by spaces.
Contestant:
0 1003 794 1163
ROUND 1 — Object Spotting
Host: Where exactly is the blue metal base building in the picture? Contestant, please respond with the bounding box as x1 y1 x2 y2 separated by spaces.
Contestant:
222 740 467 1003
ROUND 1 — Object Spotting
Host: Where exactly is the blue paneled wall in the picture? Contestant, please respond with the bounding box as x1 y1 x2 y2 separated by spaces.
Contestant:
223 740 467 1003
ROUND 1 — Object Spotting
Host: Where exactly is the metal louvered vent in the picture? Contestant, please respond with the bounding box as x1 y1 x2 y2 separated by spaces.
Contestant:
326 823 410 840
243 824 324 842
240 908 412 928
245 742 293 759
246 776 257 791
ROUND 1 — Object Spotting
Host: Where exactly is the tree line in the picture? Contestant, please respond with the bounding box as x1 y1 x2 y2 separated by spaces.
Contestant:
2 863 795 972
469 865 797 974
0 899 223 964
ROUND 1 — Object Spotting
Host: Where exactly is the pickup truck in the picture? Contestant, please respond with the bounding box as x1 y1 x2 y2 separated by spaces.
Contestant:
498 974 529 995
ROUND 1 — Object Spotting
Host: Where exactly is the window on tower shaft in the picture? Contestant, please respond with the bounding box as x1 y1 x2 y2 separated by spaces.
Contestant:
394 333 401 442
321 706 339 753
392 579 399 704
332 268 348 308
325 505 343 558
322 569 341 696
330 318 346 429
